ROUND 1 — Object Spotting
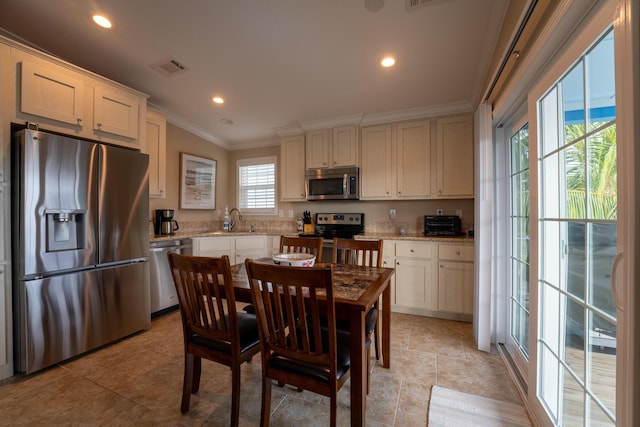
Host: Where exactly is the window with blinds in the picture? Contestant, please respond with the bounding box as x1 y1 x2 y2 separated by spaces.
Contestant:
237 156 277 215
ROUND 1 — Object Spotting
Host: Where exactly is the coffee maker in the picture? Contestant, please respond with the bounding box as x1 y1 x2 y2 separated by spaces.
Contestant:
154 209 179 235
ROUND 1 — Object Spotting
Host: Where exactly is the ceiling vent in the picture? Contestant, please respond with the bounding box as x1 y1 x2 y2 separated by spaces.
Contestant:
405 0 435 10
152 59 189 77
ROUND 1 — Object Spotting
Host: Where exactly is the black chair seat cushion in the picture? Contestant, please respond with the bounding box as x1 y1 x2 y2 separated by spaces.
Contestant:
269 328 371 384
191 313 260 354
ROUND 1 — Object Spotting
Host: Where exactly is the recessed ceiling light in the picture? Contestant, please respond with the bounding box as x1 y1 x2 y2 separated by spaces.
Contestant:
364 0 385 12
380 56 396 68
212 96 224 104
92 15 112 29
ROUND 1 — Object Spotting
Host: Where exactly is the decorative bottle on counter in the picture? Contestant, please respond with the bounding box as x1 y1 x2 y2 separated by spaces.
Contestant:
223 205 230 231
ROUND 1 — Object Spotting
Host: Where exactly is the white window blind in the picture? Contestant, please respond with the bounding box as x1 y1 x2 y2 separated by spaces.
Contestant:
237 156 277 215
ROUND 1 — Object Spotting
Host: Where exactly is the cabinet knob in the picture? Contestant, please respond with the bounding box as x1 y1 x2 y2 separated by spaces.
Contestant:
386 191 389 194
97 123 102 128
410 249 415 253
396 261 400 265
440 264 444 268
438 189 443 194
159 189 164 193
398 191 402 195
77 118 82 124
456 251 461 256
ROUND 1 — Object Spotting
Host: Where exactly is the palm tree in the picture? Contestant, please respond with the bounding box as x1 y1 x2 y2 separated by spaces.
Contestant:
564 123 617 219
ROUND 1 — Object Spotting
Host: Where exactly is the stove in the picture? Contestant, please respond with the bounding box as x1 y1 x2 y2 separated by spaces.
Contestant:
300 213 365 239
299 213 365 262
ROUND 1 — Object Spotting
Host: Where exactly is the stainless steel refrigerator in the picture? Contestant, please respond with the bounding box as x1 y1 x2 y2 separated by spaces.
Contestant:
12 128 150 374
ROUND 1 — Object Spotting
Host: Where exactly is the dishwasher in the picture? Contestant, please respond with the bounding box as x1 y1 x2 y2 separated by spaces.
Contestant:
149 238 192 317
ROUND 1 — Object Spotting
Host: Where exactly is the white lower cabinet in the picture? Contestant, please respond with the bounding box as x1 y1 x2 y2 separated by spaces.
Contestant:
192 235 267 266
235 236 267 265
384 239 474 321
393 241 437 310
437 243 474 315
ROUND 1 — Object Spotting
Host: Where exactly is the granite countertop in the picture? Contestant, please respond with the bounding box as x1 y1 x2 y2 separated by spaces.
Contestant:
149 230 283 242
356 233 474 243
150 230 473 243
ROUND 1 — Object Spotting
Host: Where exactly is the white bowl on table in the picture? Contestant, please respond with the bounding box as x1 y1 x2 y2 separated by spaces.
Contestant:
272 253 316 267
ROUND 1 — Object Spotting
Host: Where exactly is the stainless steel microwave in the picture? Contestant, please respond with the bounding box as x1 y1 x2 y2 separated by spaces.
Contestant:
305 167 359 201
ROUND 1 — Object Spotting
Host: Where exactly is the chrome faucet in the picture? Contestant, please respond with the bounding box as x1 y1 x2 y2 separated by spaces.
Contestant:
228 208 242 230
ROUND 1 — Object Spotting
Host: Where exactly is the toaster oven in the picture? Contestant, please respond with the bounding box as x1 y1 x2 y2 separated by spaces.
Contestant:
424 215 463 236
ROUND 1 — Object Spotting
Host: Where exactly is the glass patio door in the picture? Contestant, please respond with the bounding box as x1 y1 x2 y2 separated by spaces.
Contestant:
536 28 617 426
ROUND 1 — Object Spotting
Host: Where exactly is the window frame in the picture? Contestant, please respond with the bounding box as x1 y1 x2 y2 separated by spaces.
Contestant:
236 156 277 216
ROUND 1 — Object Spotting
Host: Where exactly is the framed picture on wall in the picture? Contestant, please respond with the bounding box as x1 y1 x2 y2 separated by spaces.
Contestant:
179 152 216 209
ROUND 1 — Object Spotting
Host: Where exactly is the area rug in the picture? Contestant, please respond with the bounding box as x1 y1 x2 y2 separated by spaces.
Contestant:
428 386 531 427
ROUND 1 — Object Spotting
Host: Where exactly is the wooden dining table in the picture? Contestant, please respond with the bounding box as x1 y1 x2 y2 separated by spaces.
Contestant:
229 259 395 427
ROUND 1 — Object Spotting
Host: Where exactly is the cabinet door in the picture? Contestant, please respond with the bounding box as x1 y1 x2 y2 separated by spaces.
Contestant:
21 60 84 126
438 261 474 314
93 85 140 139
436 116 474 197
395 258 434 309
305 129 330 168
360 125 394 199
280 135 306 201
397 120 431 198
146 109 167 198
332 125 358 167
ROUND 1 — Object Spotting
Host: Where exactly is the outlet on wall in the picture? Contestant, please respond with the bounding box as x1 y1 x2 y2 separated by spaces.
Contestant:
389 209 396 220
436 209 443 216
288 209 294 218
278 209 284 217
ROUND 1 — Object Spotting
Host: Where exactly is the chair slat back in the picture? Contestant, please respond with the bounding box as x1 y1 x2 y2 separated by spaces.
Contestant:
279 236 324 260
168 253 237 342
245 260 335 368
332 238 383 267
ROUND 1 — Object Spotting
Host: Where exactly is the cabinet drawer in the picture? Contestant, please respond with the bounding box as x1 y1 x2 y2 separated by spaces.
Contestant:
197 237 232 252
438 244 474 262
396 242 432 259
236 236 266 250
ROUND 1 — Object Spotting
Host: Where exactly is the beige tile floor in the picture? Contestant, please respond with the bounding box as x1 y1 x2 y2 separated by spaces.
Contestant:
0 310 526 426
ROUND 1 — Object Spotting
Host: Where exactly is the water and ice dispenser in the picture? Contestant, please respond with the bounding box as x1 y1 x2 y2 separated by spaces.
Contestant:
46 209 86 252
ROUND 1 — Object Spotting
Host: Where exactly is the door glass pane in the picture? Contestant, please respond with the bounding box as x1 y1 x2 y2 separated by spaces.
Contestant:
586 127 617 220
509 123 530 360
540 88 559 156
585 32 615 132
537 27 616 427
562 368 585 427
562 64 585 144
565 296 585 382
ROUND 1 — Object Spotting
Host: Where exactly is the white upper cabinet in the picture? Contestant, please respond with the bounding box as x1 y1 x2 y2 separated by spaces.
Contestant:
306 125 359 169
145 108 166 199
360 124 394 199
280 134 306 201
11 45 148 150
93 85 140 139
305 129 331 168
20 60 85 127
331 125 359 167
396 120 431 198
436 116 474 197
360 115 474 200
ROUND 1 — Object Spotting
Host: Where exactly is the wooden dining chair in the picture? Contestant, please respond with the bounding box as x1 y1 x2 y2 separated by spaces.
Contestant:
279 235 324 260
168 253 260 426
245 259 366 427
333 238 383 361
